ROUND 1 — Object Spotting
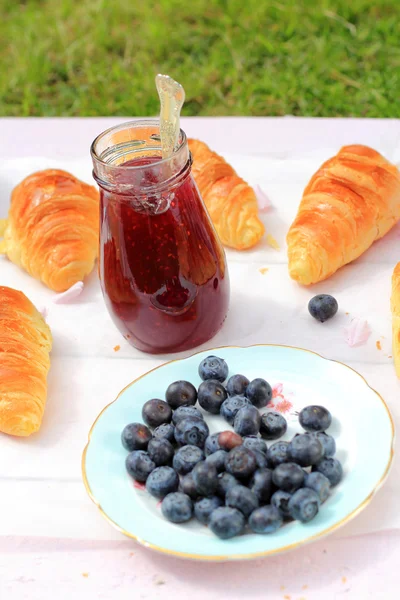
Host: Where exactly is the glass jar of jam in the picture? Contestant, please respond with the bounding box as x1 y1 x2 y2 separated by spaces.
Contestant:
91 119 230 354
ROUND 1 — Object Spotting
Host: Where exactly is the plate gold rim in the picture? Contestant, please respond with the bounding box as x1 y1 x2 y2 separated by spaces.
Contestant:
81 343 395 562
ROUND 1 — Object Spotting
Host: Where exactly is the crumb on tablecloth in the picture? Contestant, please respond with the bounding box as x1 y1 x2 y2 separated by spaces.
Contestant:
302 585 309 590
113 345 121 352
342 576 347 584
259 267 269 275
82 573 89 578
266 234 280 251
376 340 382 350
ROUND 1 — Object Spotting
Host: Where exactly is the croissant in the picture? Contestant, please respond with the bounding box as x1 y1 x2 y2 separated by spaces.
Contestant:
391 263 400 377
287 145 400 285
0 169 99 292
0 286 52 436
188 139 265 250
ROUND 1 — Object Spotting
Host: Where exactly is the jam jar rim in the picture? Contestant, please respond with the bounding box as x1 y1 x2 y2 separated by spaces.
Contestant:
90 118 187 171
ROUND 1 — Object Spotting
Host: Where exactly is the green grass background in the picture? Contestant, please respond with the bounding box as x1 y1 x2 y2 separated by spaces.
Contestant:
1 0 399 117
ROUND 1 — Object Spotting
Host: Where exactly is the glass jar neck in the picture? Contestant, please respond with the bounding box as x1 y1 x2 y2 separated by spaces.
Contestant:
91 119 190 196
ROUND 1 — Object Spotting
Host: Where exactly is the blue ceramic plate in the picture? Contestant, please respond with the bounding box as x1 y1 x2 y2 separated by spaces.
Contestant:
82 345 394 561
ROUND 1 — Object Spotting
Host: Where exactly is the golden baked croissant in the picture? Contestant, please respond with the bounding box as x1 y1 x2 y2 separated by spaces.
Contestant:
188 139 265 250
0 286 52 436
287 145 400 285
0 169 99 292
391 262 400 377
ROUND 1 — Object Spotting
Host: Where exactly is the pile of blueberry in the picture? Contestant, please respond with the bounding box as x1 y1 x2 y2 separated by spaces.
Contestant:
122 355 343 540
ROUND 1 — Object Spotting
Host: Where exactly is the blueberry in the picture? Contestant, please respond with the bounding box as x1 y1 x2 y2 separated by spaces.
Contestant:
125 450 156 482
220 395 251 424
288 433 324 467
205 449 228 472
179 472 199 500
152 423 175 444
313 457 343 486
225 446 257 480
216 472 239 499
246 378 272 409
308 294 338 323
306 432 336 457
165 380 197 409
218 431 243 451
253 449 268 469
234 405 261 437
172 406 204 425
146 466 179 499
192 462 218 496
161 492 193 523
147 438 174 466
194 496 223 525
209 507 245 539
299 405 332 433
272 462 305 493
226 374 250 397
173 445 204 475
260 412 288 441
243 436 268 455
174 417 209 448
198 355 228 382
142 399 172 428
226 485 259 518
249 505 283 534
121 423 152 451
266 441 290 467
204 433 221 456
288 488 320 523
198 380 227 414
271 490 292 519
249 468 273 504
304 472 331 503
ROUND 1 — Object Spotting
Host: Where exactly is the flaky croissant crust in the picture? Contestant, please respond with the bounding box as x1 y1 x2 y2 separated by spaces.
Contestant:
0 169 99 292
0 286 52 437
287 145 400 285
188 139 265 250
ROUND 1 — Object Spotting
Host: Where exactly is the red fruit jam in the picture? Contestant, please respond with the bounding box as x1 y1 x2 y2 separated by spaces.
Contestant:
98 156 229 353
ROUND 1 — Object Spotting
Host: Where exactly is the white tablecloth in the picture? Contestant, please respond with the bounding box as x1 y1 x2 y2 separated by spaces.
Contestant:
1 117 400 599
